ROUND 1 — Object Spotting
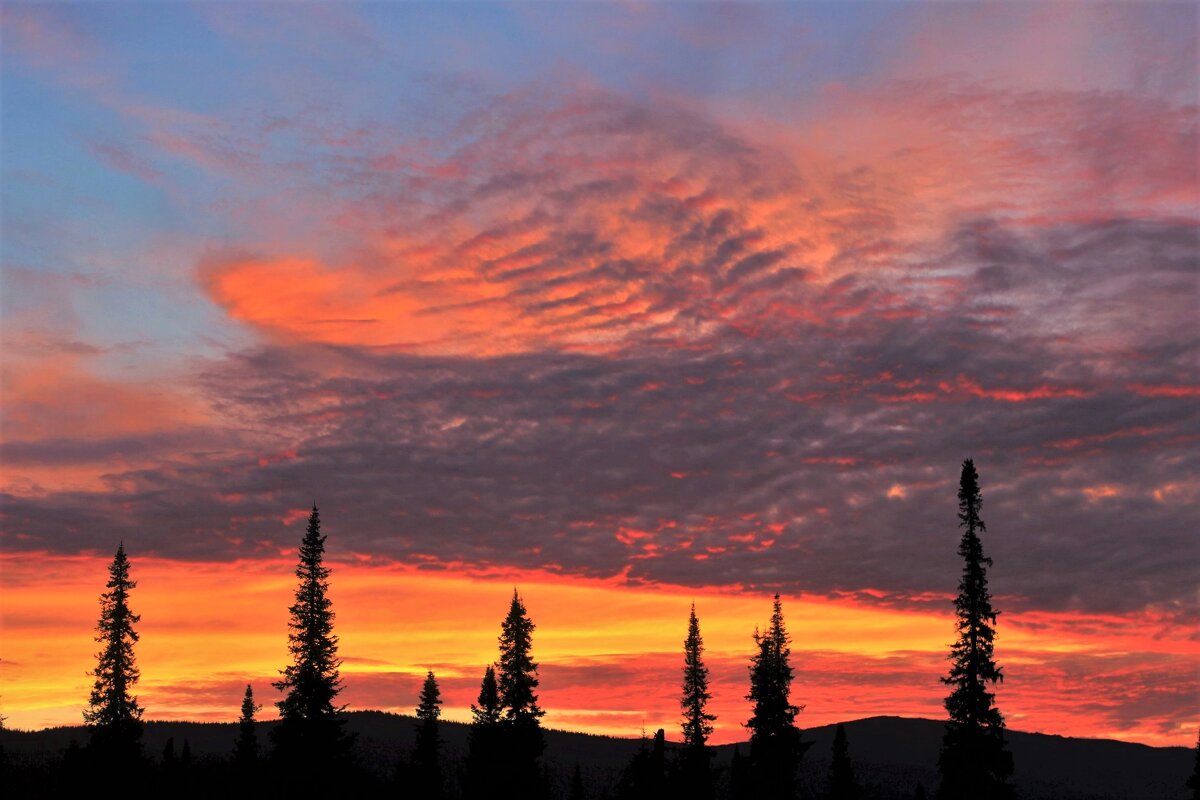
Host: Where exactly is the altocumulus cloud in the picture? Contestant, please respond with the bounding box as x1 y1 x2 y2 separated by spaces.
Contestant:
2 85 1196 627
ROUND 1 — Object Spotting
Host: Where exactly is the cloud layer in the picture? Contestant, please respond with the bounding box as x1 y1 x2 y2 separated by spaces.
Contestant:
1 1 1196 745
5 81 1197 621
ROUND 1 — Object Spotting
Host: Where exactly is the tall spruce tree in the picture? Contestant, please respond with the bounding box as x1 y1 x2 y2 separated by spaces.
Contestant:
272 505 352 775
679 603 716 799
828 723 861 800
84 542 144 761
496 590 546 797
465 664 503 798
746 594 806 800
938 460 1013 800
411 671 445 798
233 684 260 764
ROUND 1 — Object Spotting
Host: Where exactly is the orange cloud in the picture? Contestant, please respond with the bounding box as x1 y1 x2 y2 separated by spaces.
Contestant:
1082 485 1121 501
184 80 1193 378
940 375 1090 403
193 94 866 356
201 254 543 355
2 354 203 443
0 353 211 493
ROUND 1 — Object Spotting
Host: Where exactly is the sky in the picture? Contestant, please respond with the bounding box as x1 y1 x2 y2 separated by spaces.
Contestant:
0 1 1197 748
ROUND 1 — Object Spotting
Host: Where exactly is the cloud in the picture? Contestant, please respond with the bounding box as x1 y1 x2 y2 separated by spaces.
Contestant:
192 89 830 356
166 79 1195 363
5 279 1196 620
89 141 163 183
0 4 112 90
6 84 1200 618
4 49 1197 625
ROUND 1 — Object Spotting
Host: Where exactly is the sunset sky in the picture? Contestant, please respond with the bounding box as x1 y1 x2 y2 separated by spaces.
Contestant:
1 2 1197 748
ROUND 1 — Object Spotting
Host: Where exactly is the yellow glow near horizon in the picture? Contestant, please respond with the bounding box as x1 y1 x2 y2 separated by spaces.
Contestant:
1 552 1195 746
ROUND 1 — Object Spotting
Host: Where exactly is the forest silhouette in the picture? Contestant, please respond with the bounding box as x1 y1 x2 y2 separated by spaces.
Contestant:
1 461 1196 799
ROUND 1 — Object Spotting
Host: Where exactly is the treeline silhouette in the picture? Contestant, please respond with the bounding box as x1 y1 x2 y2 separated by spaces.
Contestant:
2 461 1194 798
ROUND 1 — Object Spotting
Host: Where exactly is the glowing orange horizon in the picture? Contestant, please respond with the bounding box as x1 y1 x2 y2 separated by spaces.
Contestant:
2 551 1194 747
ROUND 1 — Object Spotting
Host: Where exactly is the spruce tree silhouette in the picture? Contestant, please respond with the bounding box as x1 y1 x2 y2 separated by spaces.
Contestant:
411 670 445 799
84 542 144 763
679 603 716 799
272 505 353 783
913 784 928 800
937 459 1013 800
233 684 261 764
616 728 668 799
746 594 807 800
496 589 547 797
828 723 861 800
465 664 503 799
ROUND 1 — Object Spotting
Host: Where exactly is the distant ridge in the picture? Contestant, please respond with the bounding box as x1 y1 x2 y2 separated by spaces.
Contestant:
2 713 1189 799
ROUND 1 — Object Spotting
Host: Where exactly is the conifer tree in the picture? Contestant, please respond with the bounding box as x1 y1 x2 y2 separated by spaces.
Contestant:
272 505 352 775
616 728 668 800
233 684 261 764
465 664 503 798
679 603 716 799
828 723 860 800
84 542 144 761
938 459 1013 800
411 671 445 798
745 594 806 800
496 589 546 796
472 664 502 727
913 785 928 800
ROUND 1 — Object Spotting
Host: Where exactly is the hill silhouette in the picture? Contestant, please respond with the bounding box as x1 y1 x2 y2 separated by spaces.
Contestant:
2 713 1189 799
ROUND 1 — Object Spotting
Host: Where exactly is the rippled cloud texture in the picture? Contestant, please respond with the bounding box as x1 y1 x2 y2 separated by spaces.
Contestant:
2 2 1197 744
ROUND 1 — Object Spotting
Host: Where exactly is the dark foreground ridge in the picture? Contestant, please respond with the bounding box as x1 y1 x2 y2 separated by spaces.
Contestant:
2 713 1190 800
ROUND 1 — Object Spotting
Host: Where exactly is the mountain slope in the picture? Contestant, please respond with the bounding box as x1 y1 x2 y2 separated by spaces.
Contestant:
1 713 1190 799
